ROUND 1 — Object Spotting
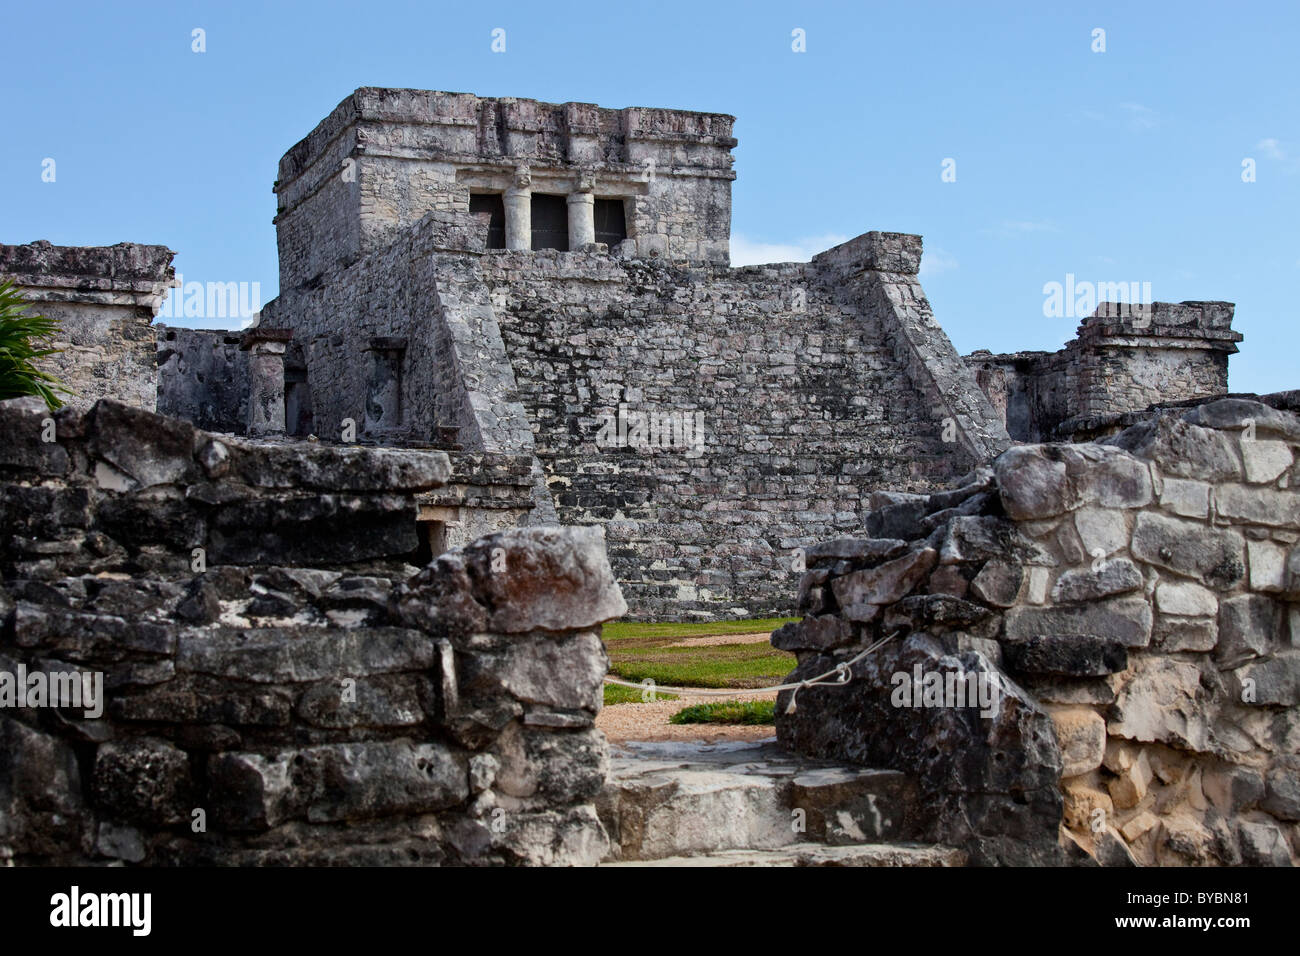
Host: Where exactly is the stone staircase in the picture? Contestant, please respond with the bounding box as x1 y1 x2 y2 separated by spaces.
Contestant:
596 739 966 867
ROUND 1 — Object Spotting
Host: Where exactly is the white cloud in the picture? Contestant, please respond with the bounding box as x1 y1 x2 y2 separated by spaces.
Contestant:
919 246 958 277
1120 103 1158 130
1257 137 1286 160
729 233 850 266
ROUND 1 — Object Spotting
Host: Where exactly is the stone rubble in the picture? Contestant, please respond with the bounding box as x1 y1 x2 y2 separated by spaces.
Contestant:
0 396 625 865
774 397 1300 866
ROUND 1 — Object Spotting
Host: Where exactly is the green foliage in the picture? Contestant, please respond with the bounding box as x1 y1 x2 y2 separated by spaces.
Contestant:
669 700 776 725
0 280 68 408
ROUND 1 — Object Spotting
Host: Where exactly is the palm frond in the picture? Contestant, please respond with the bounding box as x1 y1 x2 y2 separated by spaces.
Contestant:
0 279 72 408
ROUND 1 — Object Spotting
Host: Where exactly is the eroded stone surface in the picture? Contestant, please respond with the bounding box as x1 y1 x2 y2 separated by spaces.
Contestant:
773 398 1300 867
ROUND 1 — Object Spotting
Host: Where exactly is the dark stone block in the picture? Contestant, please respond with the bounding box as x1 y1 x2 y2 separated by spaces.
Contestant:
1002 633 1129 677
91 737 195 827
88 399 201 489
0 397 69 475
95 491 205 550
208 493 418 565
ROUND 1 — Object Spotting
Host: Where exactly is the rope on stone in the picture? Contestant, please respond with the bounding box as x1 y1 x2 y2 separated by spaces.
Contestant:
602 630 901 707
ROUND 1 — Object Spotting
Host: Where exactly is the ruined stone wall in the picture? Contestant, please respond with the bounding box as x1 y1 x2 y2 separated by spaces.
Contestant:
261 208 496 447
967 302 1241 442
1066 302 1239 422
774 396 1300 866
965 350 1053 442
0 241 175 411
475 238 999 619
155 326 250 433
0 395 625 865
263 220 1008 619
273 88 735 288
427 452 537 552
812 234 1012 465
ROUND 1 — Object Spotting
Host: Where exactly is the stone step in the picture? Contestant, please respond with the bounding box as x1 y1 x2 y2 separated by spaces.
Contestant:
597 739 933 863
602 843 966 867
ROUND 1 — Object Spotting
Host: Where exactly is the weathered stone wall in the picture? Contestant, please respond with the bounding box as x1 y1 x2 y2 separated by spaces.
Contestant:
771 467 1067 865
152 296 540 553
273 88 736 288
477 236 1005 619
1057 390 1300 447
813 234 1012 465
263 216 1008 619
155 326 250 433
426 452 537 552
0 396 443 579
775 396 1300 866
0 241 175 411
967 302 1241 442
261 208 497 447
261 89 1011 620
0 395 626 865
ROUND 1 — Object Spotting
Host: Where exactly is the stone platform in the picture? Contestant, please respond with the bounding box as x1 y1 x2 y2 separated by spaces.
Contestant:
596 739 965 867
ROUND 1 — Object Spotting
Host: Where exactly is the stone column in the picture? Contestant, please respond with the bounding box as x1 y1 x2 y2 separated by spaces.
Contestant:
240 328 292 437
504 165 532 251
568 172 596 250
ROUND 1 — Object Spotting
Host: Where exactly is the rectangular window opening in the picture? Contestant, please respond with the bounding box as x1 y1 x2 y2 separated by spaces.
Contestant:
530 193 569 251
410 520 448 567
594 198 628 247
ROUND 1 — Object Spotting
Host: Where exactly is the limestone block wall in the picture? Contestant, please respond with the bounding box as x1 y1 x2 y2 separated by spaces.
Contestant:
0 395 625 865
475 239 997 619
264 220 1007 618
0 395 450 583
1066 302 1239 422
0 241 175 410
813 234 1012 464
426 453 538 552
261 208 499 447
273 88 736 288
967 302 1241 442
774 396 1300 866
155 326 250 433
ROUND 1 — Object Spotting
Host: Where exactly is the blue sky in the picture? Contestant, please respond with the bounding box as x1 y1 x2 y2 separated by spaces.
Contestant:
4 0 1296 392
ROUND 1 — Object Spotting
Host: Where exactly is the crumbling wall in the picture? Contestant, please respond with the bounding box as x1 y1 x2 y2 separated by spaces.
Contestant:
0 241 175 410
0 396 625 865
260 208 497 447
774 397 1300 866
264 222 1008 619
475 235 1000 619
155 326 250 433
426 453 538 552
967 302 1241 442
813 234 1011 464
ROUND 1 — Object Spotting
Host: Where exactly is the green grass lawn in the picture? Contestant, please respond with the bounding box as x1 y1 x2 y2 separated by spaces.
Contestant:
602 683 678 705
669 700 777 725
602 617 797 642
602 616 799 691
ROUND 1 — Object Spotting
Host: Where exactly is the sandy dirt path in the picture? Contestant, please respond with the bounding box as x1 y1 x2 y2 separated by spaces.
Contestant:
597 686 780 743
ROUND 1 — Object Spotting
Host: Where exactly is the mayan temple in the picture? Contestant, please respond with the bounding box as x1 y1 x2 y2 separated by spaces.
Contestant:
2 84 1296 876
